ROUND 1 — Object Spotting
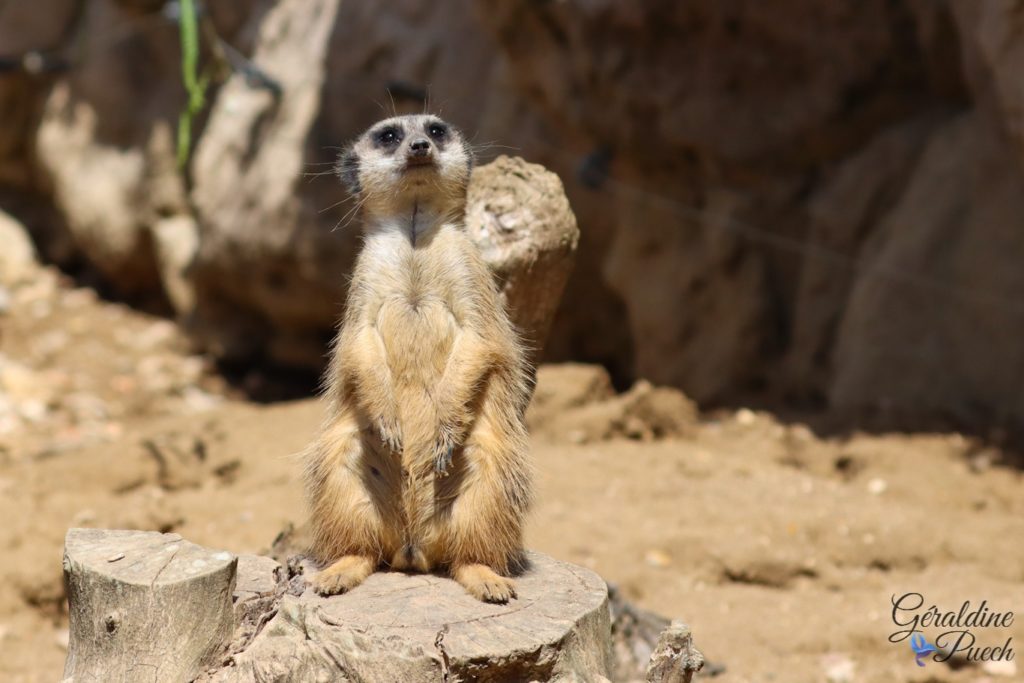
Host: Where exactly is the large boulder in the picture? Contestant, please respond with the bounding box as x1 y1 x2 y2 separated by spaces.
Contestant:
950 0 1024 168
475 0 968 402
186 0 347 365
476 0 957 170
29 0 260 294
830 112 1024 423
781 114 939 399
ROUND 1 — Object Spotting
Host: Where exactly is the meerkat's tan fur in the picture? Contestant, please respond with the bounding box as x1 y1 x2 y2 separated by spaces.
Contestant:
302 114 531 603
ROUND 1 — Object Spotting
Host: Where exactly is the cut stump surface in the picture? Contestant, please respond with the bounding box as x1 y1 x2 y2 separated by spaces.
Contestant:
204 552 612 682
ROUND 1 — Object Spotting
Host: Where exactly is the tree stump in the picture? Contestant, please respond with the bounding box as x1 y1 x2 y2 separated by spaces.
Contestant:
203 551 613 682
62 528 237 683
62 530 704 682
62 531 616 682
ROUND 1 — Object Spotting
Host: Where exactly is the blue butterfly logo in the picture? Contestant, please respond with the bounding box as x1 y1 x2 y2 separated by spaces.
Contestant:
910 633 938 667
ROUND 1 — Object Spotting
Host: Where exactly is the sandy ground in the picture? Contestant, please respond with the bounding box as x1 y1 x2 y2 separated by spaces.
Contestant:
1 269 1022 683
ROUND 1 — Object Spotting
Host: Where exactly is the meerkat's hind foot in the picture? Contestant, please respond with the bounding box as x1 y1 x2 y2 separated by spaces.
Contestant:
312 554 375 596
453 564 517 604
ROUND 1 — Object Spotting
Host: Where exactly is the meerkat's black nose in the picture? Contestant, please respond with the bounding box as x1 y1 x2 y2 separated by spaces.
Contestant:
410 138 431 156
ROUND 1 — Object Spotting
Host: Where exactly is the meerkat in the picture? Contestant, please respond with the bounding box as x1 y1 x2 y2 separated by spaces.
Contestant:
302 114 532 603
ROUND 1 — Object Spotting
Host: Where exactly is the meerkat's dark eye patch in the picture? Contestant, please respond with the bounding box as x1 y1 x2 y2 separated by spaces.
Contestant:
427 122 448 140
372 125 403 151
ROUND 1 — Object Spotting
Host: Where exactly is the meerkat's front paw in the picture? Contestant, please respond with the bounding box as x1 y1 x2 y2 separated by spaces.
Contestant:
432 425 460 476
375 417 403 452
435 443 454 476
311 555 375 596
453 564 517 604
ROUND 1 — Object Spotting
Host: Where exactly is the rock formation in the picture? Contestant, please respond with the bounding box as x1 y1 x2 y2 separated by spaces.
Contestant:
3 0 1024 428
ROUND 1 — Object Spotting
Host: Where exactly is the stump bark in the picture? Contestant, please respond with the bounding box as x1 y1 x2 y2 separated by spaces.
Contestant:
62 528 237 683
644 620 704 683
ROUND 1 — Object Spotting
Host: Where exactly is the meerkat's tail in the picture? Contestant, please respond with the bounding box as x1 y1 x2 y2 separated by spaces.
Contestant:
393 412 443 567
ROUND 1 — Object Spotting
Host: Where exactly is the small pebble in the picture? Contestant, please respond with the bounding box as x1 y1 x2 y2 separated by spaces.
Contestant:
135 320 178 348
867 478 887 495
62 288 95 308
821 653 855 683
71 509 97 525
107 553 125 563
564 429 587 444
982 660 1017 677
17 399 48 423
969 450 996 473
181 387 222 413
787 424 814 442
735 408 757 426
644 549 672 568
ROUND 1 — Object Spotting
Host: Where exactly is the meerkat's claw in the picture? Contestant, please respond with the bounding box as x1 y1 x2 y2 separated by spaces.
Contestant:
311 555 374 596
476 576 516 603
454 564 517 603
432 423 460 475
435 444 454 476
312 574 351 596
375 418 403 452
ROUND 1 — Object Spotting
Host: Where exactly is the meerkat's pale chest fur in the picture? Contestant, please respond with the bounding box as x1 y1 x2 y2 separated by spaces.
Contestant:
302 115 531 603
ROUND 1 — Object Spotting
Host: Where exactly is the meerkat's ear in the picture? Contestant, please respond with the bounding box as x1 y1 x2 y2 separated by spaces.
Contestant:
335 146 361 195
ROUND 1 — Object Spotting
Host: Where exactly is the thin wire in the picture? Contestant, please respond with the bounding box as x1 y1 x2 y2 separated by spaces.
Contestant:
524 140 1024 320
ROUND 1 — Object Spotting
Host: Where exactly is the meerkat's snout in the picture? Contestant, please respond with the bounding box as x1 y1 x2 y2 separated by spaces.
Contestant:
406 137 434 167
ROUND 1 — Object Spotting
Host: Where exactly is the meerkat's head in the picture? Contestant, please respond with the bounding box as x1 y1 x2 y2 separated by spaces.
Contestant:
337 114 474 219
